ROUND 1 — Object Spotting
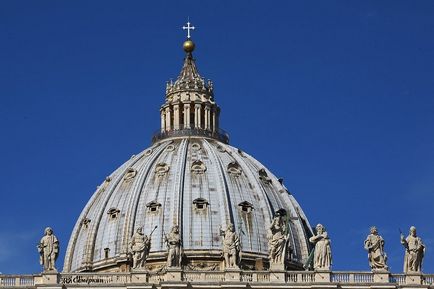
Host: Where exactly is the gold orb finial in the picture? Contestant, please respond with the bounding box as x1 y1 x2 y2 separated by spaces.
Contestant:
183 40 195 53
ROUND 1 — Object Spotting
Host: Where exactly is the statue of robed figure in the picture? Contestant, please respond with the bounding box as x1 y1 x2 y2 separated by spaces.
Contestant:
37 227 59 272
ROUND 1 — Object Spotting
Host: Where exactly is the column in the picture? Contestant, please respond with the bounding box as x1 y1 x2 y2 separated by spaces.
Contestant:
160 110 166 132
194 103 201 129
165 107 171 131
204 106 211 130
173 104 180 130
212 107 216 132
184 103 190 129
215 108 220 131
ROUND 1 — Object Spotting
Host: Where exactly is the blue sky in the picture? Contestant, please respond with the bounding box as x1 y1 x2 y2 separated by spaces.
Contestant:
1 1 433 274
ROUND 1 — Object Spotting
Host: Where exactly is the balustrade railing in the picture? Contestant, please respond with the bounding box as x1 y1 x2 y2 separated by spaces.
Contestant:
286 271 315 283
331 272 373 283
1 271 433 287
183 271 225 282
0 275 35 287
390 274 406 285
152 126 229 144
423 274 434 285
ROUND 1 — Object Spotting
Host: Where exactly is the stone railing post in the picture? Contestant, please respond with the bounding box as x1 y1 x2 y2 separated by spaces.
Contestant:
405 273 422 285
225 268 241 282
166 268 182 281
131 271 148 283
314 270 331 283
373 271 390 283
269 263 285 283
36 272 61 289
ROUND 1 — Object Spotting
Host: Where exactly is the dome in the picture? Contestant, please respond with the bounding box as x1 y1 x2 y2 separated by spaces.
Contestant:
63 35 314 273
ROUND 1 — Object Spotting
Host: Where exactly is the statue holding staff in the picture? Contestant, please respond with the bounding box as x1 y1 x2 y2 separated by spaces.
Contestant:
309 224 331 270
401 226 425 273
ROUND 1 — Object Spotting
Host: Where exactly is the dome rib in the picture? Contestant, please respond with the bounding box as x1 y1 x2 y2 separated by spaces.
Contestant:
119 143 171 265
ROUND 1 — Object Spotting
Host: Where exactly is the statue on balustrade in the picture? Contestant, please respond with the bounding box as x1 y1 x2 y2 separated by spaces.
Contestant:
220 223 240 268
37 227 59 272
401 226 425 273
364 226 388 271
309 224 332 270
130 227 152 269
165 225 182 267
267 209 290 265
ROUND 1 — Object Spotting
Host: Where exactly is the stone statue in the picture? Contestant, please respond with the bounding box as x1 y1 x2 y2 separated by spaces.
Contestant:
364 226 388 271
165 225 181 267
267 210 289 265
37 227 59 272
220 223 240 268
309 224 332 270
130 227 151 269
401 226 425 273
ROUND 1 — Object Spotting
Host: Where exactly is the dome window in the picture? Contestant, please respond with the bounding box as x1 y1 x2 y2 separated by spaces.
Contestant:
144 148 153 156
258 168 272 184
191 160 206 175
191 143 201 151
104 247 110 259
227 161 242 177
216 145 226 153
124 168 137 181
238 201 254 213
81 218 91 229
146 201 162 213
193 198 209 211
107 208 120 219
98 176 112 192
166 144 176 151
155 163 170 178
237 148 246 157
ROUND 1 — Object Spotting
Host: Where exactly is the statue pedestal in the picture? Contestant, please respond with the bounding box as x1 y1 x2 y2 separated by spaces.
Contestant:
225 268 241 282
269 263 285 271
41 271 59 285
166 267 182 281
131 271 149 283
314 270 331 283
36 271 62 289
373 270 390 283
405 273 422 285
269 263 286 283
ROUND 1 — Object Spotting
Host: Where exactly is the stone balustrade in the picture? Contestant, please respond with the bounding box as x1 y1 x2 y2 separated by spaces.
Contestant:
0 271 433 288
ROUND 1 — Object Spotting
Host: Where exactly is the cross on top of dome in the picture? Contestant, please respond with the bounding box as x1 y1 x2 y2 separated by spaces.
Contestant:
182 20 195 39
